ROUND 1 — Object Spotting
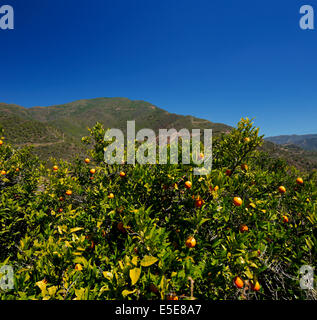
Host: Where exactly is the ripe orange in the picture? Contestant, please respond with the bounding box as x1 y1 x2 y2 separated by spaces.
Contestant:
185 236 196 248
251 281 261 292
166 295 178 300
1 170 6 175
84 158 90 164
53 165 58 171
65 190 72 196
119 171 126 177
239 224 249 233
108 193 114 199
185 181 192 189
75 264 83 271
234 276 244 288
233 197 243 207
90 168 96 174
15 168 20 172
0 140 3 146
282 215 289 223
244 137 250 143
225 169 232 177
117 222 126 233
278 186 286 194
241 164 248 171
195 198 204 208
296 177 304 185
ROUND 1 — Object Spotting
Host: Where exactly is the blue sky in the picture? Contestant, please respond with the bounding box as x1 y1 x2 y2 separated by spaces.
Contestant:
0 0 316 136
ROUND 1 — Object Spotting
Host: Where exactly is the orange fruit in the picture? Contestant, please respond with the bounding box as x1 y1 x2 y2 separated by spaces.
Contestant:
251 281 261 292
119 171 126 177
296 177 304 185
239 224 249 233
244 137 250 143
75 264 83 271
65 190 72 196
84 158 90 164
0 140 3 146
233 197 243 207
15 168 20 172
185 181 192 189
195 198 204 208
1 170 6 175
166 295 179 300
117 222 126 233
282 215 289 223
278 186 286 194
108 193 114 199
241 164 248 171
90 168 96 174
53 165 58 171
225 169 232 177
234 276 244 288
185 236 196 248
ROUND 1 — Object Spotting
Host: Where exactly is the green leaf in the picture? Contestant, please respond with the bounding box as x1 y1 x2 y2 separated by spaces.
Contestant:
140 255 158 267
129 268 141 285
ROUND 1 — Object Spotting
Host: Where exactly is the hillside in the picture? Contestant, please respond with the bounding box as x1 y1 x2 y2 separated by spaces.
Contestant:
260 140 317 173
1 98 317 172
0 98 231 160
266 134 317 151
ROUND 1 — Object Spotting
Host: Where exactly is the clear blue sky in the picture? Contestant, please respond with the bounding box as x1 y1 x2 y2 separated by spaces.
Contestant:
1 0 316 136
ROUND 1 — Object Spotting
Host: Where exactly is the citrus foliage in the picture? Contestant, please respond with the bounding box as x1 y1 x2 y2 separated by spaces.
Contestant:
0 119 316 300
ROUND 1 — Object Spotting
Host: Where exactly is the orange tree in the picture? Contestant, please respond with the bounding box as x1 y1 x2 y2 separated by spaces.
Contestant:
0 119 316 300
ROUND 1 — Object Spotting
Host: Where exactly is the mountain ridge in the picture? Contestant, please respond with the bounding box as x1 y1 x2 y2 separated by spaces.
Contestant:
265 134 317 151
1 97 317 172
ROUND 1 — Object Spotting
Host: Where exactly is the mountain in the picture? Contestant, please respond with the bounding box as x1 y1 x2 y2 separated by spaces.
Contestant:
1 97 317 172
260 140 317 172
0 98 231 160
265 134 317 151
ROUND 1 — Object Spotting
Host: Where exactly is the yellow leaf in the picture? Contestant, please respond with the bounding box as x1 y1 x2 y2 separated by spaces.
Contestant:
64 241 72 248
140 255 158 267
122 289 137 297
118 260 124 270
103 271 113 280
36 280 47 295
70 227 84 233
129 268 141 285
47 286 57 296
97 221 103 229
131 256 138 266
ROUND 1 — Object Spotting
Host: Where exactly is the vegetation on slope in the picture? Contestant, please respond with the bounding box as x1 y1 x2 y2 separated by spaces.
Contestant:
0 119 316 300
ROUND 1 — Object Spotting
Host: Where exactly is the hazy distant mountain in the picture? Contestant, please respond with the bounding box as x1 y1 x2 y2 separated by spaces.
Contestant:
265 134 317 151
